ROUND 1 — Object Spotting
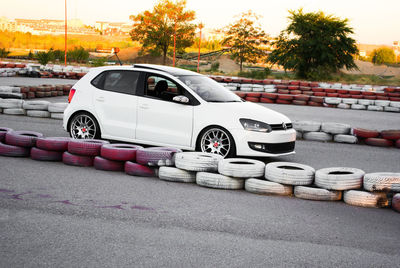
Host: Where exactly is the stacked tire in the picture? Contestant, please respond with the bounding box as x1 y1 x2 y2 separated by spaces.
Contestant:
23 100 50 118
352 128 400 148
96 144 142 172
0 130 43 157
63 139 109 167
31 137 71 161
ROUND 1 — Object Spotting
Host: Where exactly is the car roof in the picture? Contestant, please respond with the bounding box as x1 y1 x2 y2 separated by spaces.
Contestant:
133 64 201 76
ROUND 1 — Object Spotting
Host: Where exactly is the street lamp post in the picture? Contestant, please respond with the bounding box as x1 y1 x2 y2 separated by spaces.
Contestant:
197 23 203 73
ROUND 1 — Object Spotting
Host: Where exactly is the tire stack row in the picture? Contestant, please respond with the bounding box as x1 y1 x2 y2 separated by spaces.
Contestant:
293 121 356 144
0 99 68 119
0 85 72 100
325 97 400 113
352 128 400 148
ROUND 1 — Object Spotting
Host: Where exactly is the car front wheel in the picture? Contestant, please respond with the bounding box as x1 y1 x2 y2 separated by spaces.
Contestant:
198 127 236 158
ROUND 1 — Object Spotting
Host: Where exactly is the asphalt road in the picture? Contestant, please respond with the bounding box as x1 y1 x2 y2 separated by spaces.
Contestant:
0 113 400 267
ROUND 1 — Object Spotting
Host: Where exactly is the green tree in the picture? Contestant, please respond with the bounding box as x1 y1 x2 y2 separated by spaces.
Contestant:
129 0 196 65
0 48 10 58
36 51 51 65
371 48 395 64
268 9 358 80
222 11 268 72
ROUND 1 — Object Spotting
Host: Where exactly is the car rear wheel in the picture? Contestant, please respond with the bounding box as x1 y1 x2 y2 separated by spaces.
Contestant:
198 127 236 158
69 113 100 139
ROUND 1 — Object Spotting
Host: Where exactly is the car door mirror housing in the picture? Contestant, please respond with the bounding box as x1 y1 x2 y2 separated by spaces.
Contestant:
173 95 190 104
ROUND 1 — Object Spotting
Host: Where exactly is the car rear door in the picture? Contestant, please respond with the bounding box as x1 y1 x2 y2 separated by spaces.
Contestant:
92 70 140 140
135 73 195 147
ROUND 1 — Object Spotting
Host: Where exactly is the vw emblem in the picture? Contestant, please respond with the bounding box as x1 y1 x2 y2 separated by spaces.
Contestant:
282 122 287 130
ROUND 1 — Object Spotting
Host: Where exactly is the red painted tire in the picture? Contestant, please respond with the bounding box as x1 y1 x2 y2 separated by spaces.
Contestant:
68 139 110 156
36 137 71 151
276 85 287 90
302 91 313 96
311 87 324 92
326 93 339 97
0 127 13 142
100 144 143 161
0 142 30 157
277 94 294 100
390 97 400 102
125 161 157 177
310 96 324 103
300 82 310 87
94 156 124 171
293 100 307 105
364 138 394 147
294 94 310 101
260 98 275 103
348 90 361 95
393 194 400 213
31 147 63 161
364 95 376 100
62 151 94 167
362 91 375 96
338 94 351 98
235 92 246 98
136 147 182 166
308 101 323 107
288 86 299 90
276 99 292 104
385 87 396 93
314 92 326 97
5 131 44 147
246 92 261 98
325 89 337 93
277 89 289 94
380 130 400 140
396 139 400 148
289 90 302 95
323 103 336 108
337 90 349 94
376 96 389 100
310 82 319 87
245 97 259 102
352 128 380 139
261 93 277 99
351 95 363 99
289 81 300 86
388 93 400 97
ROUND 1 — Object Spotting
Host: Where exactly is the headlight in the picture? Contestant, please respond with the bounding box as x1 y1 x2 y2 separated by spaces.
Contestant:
239 119 272 133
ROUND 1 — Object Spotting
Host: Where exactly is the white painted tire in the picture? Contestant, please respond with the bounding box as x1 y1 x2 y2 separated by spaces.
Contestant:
374 100 390 107
358 99 374 105
264 88 276 93
363 172 400 192
218 158 265 178
333 134 358 144
196 172 244 190
321 122 351 135
175 152 223 172
265 162 315 185
324 97 341 105
48 102 68 113
342 98 358 104
3 108 26 115
315 167 365 190
384 106 400 113
245 178 293 196
293 121 321 132
294 186 342 201
367 105 383 111
23 100 50 110
390 101 400 108
0 99 23 109
50 113 64 120
27 110 50 118
303 132 332 142
351 104 366 110
337 103 350 109
344 190 390 208
158 167 196 183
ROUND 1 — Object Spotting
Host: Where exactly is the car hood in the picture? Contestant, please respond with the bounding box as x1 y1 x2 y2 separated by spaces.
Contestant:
206 101 292 125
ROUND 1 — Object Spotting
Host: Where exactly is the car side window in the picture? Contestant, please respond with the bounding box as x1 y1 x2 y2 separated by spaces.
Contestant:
145 75 182 102
91 70 139 95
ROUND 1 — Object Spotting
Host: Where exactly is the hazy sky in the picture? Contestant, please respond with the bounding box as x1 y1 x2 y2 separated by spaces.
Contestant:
2 0 399 45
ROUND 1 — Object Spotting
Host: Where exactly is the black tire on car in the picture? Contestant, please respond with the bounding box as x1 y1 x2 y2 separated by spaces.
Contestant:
196 126 236 158
69 112 101 139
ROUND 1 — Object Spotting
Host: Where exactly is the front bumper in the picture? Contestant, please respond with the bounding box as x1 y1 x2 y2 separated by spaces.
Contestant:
230 128 296 157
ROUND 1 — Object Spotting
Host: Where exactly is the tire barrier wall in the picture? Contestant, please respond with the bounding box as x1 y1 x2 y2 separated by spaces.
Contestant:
0 84 73 100
0 127 398 213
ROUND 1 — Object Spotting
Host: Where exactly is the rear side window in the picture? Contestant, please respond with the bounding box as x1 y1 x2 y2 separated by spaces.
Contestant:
91 70 139 95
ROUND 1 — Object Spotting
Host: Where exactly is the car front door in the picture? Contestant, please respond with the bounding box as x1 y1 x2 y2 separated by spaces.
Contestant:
92 70 140 140
135 73 195 147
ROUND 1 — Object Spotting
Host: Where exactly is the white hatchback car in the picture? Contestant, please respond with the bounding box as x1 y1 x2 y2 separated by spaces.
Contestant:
63 64 296 158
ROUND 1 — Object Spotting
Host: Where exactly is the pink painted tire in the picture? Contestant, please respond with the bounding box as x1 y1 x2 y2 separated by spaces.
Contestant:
62 151 94 167
36 137 71 151
5 131 44 147
364 138 394 147
380 130 400 140
136 147 182 166
100 144 143 161
31 147 63 161
68 139 109 156
393 194 400 213
125 161 157 177
0 142 30 157
94 156 125 171
0 127 13 142
396 139 400 149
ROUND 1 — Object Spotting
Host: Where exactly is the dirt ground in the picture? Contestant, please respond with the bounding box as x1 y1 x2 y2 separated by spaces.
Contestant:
342 60 400 77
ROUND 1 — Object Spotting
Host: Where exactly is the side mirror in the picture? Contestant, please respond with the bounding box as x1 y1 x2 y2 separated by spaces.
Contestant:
173 95 190 104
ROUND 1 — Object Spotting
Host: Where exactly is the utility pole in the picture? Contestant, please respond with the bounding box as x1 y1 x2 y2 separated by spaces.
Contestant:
64 0 67 66
173 21 176 67
197 23 203 73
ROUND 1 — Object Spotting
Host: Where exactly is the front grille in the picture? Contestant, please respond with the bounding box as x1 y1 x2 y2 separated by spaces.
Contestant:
248 141 295 154
270 123 292 131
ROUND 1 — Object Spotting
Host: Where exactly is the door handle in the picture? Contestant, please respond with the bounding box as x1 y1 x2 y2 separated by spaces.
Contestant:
96 97 105 102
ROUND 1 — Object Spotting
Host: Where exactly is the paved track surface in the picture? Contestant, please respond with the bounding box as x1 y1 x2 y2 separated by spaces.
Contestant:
0 114 400 267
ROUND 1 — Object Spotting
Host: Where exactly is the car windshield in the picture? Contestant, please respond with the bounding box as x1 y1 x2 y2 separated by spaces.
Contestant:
177 75 242 102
